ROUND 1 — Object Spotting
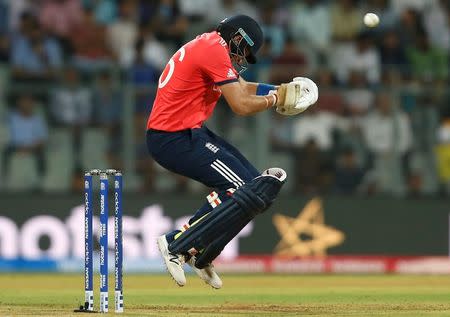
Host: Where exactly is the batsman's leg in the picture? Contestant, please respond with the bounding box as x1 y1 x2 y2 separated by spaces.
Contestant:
169 168 287 268
148 127 262 287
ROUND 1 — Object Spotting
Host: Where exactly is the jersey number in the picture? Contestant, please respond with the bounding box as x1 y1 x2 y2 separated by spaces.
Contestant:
158 47 186 89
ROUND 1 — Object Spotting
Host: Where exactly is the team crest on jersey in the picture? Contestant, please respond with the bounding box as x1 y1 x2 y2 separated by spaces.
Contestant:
205 142 219 153
227 68 235 78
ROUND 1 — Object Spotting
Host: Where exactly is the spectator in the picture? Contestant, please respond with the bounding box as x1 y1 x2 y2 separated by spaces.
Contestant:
138 0 159 26
423 0 450 52
268 0 291 27
13 10 34 37
330 0 362 42
378 30 409 75
334 147 365 194
51 68 92 169
395 8 425 47
244 37 273 82
412 93 441 149
294 139 334 194
86 0 118 25
127 38 159 186
92 71 122 167
338 70 372 174
391 0 437 15
291 106 346 152
289 0 331 56
2 94 48 179
11 16 62 81
39 0 83 42
50 67 92 126
178 0 209 19
70 7 113 72
8 0 39 31
334 32 381 85
153 0 189 48
128 38 159 148
406 31 448 81
364 93 412 155
177 0 211 41
269 36 309 84
260 3 284 57
127 39 159 87
121 22 170 71
92 71 122 129
363 92 413 184
344 70 375 117
107 0 139 63
314 68 345 115
409 94 440 195
206 0 259 27
270 113 294 152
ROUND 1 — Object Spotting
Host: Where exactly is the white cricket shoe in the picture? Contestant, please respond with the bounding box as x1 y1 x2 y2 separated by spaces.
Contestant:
187 257 223 289
157 235 186 287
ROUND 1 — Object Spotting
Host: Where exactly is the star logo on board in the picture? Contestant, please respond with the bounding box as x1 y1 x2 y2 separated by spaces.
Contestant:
273 198 345 256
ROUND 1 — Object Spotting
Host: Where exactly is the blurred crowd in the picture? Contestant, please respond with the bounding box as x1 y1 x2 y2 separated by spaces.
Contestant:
0 0 449 197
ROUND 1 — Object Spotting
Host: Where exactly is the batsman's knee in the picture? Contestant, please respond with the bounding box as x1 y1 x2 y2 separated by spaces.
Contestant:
233 167 287 218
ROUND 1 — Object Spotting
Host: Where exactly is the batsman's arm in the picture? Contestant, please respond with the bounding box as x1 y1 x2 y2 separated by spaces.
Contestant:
227 77 319 117
220 80 278 116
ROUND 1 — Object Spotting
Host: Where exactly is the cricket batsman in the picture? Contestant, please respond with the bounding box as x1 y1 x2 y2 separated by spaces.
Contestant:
147 15 318 288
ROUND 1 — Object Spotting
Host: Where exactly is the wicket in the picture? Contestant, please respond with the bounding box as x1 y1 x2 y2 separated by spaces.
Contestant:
75 169 123 313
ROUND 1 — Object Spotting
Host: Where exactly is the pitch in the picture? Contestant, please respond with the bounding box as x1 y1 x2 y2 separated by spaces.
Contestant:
1 274 450 316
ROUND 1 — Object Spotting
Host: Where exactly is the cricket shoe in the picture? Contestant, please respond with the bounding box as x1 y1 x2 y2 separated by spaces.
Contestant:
187 257 223 289
157 235 186 287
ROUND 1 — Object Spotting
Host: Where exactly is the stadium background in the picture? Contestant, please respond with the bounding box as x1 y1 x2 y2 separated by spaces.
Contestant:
0 0 449 274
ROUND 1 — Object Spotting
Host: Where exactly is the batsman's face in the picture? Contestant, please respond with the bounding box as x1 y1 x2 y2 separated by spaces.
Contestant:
231 35 250 58
231 53 245 65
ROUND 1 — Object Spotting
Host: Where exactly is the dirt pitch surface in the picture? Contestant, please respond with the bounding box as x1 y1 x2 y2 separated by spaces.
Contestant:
1 274 450 316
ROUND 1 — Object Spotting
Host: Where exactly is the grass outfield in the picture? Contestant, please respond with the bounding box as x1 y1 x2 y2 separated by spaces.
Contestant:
1 274 450 316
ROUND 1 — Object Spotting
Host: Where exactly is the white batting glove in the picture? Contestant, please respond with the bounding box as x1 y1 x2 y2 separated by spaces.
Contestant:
275 77 319 116
292 77 319 112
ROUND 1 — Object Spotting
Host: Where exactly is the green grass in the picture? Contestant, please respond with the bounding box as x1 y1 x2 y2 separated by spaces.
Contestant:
0 274 450 316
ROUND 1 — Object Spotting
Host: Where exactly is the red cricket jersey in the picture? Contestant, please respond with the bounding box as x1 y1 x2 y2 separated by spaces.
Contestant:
147 31 239 131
